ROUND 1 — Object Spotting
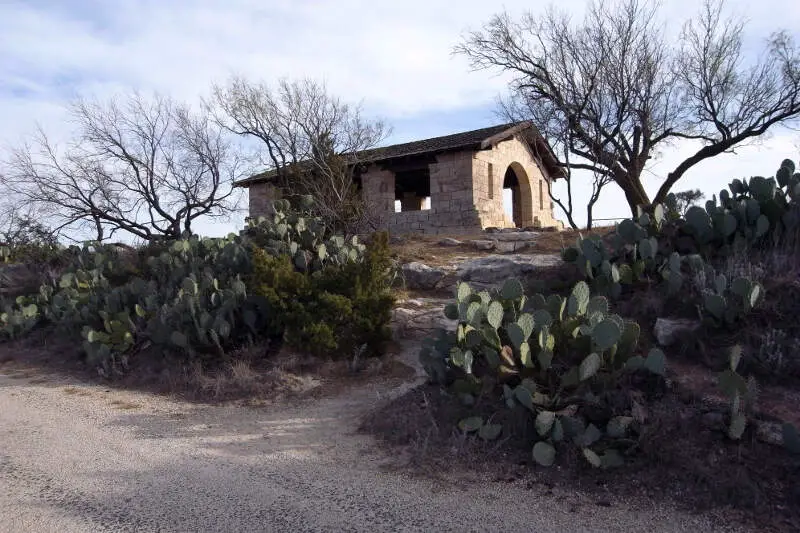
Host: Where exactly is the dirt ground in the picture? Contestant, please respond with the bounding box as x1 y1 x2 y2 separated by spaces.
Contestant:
0 340 750 533
361 372 800 533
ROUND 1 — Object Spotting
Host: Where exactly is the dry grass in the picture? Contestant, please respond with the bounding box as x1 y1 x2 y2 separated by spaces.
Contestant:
109 399 142 410
62 386 92 397
389 226 615 267
229 359 259 386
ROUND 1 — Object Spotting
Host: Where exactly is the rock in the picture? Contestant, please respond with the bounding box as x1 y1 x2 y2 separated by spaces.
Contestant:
456 254 563 288
389 235 406 245
401 262 447 290
755 420 784 446
490 231 540 242
493 240 530 254
468 240 496 251
484 227 502 234
391 298 456 339
438 238 462 247
702 411 725 431
653 318 701 347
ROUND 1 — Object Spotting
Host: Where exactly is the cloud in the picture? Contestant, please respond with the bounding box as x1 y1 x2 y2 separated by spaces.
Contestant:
1 0 799 237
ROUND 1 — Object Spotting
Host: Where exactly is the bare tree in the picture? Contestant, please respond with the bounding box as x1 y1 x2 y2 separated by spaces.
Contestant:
537 125 613 229
673 189 706 216
2 92 242 242
211 77 390 234
0 203 59 248
456 0 800 216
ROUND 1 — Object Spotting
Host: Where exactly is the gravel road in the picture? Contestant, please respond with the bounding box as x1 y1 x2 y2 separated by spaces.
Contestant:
0 367 746 533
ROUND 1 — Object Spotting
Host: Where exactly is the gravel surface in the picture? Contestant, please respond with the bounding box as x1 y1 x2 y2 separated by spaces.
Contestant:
0 367 746 533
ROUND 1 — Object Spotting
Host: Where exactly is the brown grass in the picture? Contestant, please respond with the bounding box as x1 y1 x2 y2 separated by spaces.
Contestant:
62 386 92 397
361 375 800 533
109 399 142 410
389 226 615 268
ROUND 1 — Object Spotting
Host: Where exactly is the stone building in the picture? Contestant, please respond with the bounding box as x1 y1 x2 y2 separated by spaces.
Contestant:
235 121 565 234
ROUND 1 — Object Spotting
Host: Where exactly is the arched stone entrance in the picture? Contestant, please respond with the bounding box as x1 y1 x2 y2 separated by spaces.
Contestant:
502 162 533 228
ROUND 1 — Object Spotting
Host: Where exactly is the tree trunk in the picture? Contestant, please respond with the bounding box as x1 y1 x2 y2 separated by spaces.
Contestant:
616 170 651 217
94 217 104 243
586 198 597 230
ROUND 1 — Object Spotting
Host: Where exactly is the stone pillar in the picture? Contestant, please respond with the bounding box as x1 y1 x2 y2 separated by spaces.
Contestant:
427 152 482 234
360 165 396 226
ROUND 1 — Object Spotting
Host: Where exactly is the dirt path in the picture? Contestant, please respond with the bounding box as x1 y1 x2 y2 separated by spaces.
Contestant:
0 351 746 533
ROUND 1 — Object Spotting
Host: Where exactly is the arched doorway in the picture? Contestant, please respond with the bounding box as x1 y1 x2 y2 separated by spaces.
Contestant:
502 162 533 228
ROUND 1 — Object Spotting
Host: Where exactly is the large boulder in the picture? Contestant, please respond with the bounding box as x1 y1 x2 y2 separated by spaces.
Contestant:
490 231 540 241
401 262 448 290
391 298 456 339
455 254 563 289
492 240 531 254
467 240 496 251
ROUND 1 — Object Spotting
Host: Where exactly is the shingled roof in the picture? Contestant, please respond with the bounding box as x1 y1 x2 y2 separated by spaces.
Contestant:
234 121 564 187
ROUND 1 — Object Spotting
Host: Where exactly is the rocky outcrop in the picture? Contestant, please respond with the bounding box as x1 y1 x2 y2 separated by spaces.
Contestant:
400 253 565 292
401 262 448 291
455 254 563 289
391 298 456 339
463 232 541 254
467 240 496 251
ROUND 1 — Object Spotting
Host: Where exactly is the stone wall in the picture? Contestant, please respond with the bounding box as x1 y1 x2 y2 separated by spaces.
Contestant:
245 135 562 233
424 152 482 234
360 166 395 229
472 135 560 229
248 183 282 219
359 152 483 235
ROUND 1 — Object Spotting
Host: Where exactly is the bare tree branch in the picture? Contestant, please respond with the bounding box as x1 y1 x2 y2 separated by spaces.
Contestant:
211 77 390 234
1 92 243 242
456 0 800 215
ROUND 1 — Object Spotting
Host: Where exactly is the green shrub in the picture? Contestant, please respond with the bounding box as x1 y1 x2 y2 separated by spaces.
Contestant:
248 231 395 358
699 273 764 329
420 278 665 468
0 296 39 340
33 237 261 373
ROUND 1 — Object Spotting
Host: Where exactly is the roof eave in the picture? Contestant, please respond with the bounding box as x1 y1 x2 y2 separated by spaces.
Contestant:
479 121 533 150
233 120 567 186
479 122 566 181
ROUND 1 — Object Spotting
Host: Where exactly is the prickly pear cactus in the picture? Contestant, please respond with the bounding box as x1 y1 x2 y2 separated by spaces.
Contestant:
422 278 665 469
245 196 365 273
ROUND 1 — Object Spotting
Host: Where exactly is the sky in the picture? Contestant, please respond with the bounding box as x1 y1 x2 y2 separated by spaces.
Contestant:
1 0 800 239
